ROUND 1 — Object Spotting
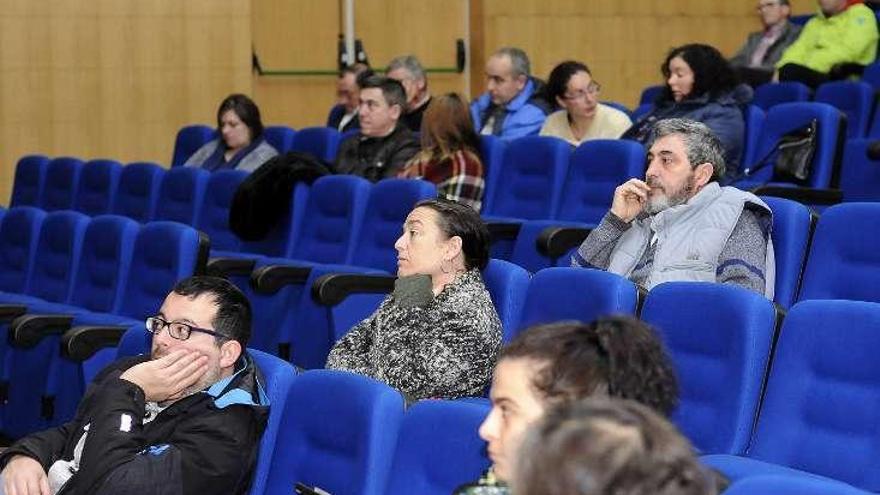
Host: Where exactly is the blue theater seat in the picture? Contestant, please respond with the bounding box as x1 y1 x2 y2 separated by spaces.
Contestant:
153 166 210 225
74 159 123 216
41 157 84 211
9 155 49 208
263 370 404 495
703 300 880 492
385 400 491 495
171 124 215 167
111 162 166 223
641 282 778 455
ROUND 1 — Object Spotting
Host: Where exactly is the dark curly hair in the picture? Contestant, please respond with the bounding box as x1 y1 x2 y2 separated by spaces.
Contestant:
546 60 591 111
499 317 679 416
515 398 718 495
659 43 739 103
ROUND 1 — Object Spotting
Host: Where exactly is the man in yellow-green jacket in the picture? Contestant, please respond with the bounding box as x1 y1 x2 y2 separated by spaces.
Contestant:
777 0 879 88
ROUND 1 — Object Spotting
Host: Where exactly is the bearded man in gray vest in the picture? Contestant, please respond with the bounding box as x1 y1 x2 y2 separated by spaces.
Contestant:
572 118 775 298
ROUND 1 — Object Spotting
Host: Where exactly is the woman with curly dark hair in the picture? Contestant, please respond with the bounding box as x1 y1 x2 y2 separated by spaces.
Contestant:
622 43 752 176
454 317 679 493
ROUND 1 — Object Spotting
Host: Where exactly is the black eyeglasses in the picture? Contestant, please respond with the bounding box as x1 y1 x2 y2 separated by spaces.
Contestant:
145 316 228 341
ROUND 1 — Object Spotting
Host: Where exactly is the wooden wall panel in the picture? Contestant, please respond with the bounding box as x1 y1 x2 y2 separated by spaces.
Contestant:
0 0 251 204
252 0 469 130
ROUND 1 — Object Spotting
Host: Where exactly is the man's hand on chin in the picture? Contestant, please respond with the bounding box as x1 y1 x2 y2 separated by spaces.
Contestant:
120 349 209 402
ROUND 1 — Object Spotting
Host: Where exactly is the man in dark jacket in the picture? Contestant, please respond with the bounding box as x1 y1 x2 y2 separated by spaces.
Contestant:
334 75 420 182
0 276 269 495
730 0 802 86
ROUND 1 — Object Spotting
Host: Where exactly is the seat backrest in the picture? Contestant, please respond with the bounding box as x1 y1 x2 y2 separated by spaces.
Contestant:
640 282 777 455
839 138 880 202
264 370 404 495
118 221 204 319
798 202 880 303
639 84 664 105
42 157 84 211
815 81 873 138
557 139 644 224
153 166 211 225
289 175 371 264
196 169 248 252
760 196 814 309
10 155 49 207
517 267 638 335
74 159 123 216
111 162 166 223
69 214 140 312
725 476 871 495
752 82 812 111
483 136 570 220
478 135 507 213
482 259 530 344
353 179 437 272
742 105 766 167
247 349 298 495
749 300 880 491
385 400 491 495
27 211 90 303
863 61 880 92
290 126 342 164
0 207 46 294
632 103 654 122
171 124 215 167
747 102 844 187
263 125 297 154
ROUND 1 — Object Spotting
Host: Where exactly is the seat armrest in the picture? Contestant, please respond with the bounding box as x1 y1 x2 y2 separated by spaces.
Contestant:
486 221 522 243
752 185 843 206
311 273 397 306
537 226 593 259
10 314 75 348
61 325 131 362
205 257 257 278
250 264 313 295
0 304 28 323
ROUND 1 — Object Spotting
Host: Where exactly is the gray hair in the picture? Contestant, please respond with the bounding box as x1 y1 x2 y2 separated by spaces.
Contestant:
647 118 726 181
493 47 531 78
387 55 426 82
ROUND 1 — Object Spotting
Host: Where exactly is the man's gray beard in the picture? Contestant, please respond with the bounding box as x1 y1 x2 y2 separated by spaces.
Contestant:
645 179 695 215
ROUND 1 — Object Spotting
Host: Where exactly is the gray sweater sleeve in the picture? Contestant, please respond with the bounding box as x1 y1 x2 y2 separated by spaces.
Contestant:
716 206 771 295
571 212 631 269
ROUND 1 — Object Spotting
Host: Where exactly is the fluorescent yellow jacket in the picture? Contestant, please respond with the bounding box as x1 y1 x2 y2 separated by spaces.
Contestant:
777 3 878 73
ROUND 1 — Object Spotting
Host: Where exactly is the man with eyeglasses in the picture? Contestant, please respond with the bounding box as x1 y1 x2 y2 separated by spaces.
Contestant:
0 276 269 495
730 0 801 87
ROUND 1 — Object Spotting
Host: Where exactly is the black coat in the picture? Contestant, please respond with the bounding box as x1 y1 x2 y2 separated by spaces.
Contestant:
0 354 269 495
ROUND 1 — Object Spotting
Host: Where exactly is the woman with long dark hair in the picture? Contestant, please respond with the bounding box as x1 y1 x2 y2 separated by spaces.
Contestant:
184 93 278 172
622 44 752 175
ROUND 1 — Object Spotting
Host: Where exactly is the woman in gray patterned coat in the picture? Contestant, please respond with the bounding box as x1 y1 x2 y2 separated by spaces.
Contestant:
326 199 502 401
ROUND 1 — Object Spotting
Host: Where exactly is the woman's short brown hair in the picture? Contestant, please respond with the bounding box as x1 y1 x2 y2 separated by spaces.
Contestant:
515 398 718 495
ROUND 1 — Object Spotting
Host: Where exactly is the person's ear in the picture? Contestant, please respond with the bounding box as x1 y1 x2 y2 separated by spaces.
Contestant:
445 235 463 262
555 95 566 108
515 74 527 91
694 162 714 186
219 339 242 369
390 103 402 120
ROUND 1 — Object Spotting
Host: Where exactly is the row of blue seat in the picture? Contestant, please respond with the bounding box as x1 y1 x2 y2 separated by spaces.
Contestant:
172 125 343 167
0 207 206 438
